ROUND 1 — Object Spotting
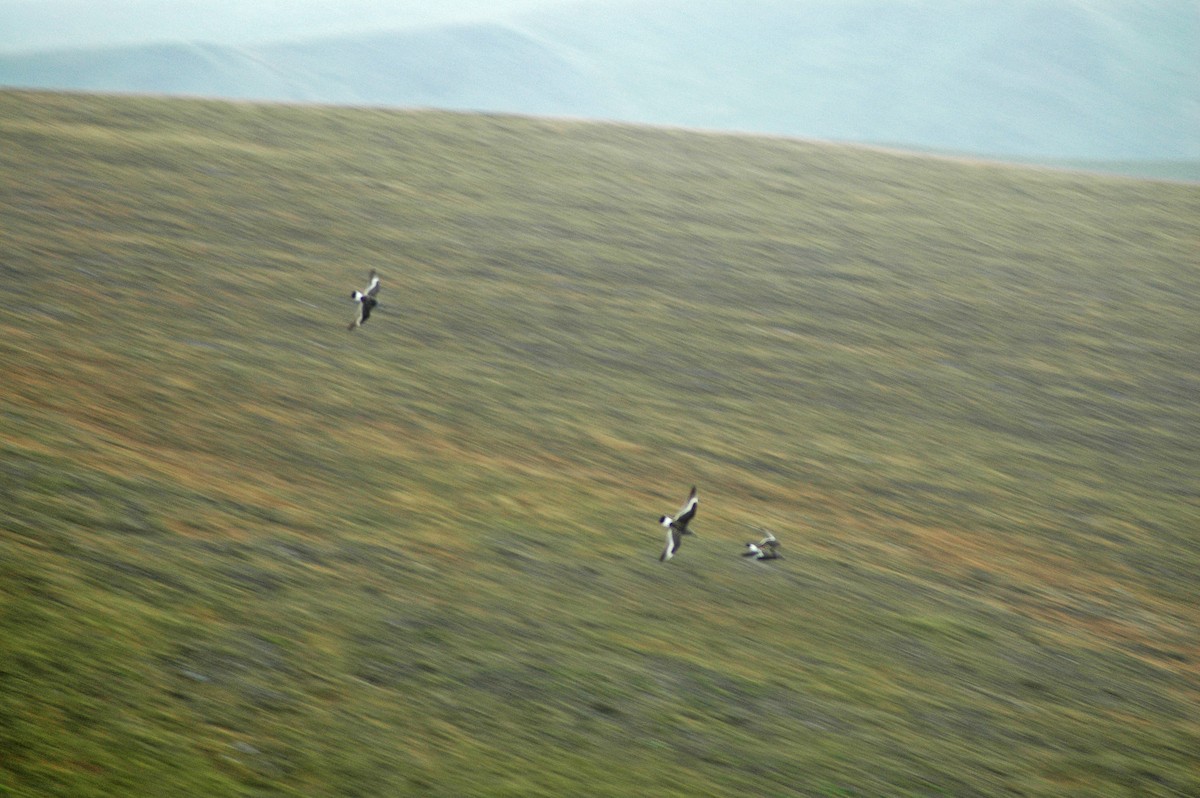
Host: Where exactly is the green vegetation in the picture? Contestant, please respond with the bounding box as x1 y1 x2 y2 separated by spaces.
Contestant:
1 88 1197 797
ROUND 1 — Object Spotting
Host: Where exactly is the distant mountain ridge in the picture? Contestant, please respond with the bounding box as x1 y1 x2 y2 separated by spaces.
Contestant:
0 24 622 116
2 0 1197 163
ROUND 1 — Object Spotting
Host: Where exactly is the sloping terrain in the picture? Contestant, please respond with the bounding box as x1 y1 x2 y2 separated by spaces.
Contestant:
1 89 1198 796
1 0 1198 168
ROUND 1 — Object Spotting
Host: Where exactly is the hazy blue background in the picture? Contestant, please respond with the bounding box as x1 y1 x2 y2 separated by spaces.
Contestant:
0 0 565 51
2 0 1197 168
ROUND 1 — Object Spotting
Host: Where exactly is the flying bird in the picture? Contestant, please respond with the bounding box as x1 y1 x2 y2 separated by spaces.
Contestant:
658 486 698 561
743 529 782 560
348 269 381 330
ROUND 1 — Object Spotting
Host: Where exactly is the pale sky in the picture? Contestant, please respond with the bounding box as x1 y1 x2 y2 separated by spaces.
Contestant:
0 0 575 52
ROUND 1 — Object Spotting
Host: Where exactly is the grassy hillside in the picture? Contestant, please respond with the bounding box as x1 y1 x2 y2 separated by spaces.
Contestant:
1 89 1198 797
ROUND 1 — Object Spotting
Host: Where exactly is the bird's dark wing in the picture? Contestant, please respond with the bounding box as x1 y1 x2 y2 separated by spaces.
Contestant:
674 486 698 528
366 275 381 299
360 297 376 323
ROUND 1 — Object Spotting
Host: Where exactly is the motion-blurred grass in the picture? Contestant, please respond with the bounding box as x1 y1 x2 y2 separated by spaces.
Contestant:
1 89 1197 797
